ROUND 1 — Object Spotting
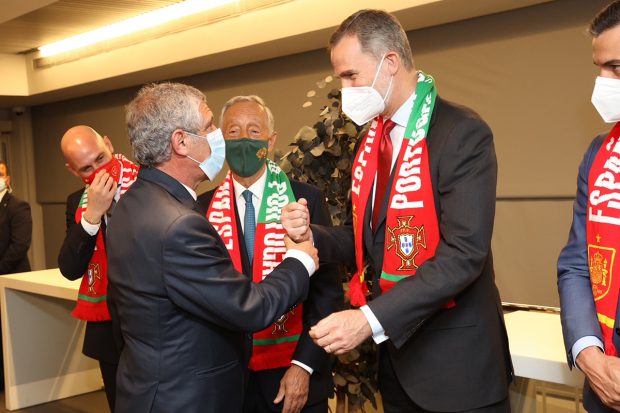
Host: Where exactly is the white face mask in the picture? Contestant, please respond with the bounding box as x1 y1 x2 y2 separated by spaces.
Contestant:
0 178 5 193
592 76 620 123
186 128 226 180
341 54 394 126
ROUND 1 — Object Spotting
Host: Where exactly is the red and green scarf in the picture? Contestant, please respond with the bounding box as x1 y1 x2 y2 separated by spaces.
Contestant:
71 154 139 321
207 160 303 371
587 121 620 356
349 72 453 308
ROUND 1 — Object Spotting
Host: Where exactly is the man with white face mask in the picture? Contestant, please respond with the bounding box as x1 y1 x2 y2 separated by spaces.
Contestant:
558 2 620 412
106 82 319 413
282 9 512 413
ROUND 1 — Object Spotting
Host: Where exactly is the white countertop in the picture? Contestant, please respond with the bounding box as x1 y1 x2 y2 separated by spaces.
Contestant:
504 310 583 387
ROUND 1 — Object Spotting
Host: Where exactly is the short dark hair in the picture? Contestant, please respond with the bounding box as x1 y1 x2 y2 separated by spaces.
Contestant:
590 1 620 37
329 9 414 71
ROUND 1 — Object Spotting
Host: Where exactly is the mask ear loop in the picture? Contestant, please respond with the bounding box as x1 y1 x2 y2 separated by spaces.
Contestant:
370 53 388 89
370 53 394 103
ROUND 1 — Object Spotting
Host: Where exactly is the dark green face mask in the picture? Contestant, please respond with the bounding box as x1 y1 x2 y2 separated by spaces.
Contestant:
225 137 269 177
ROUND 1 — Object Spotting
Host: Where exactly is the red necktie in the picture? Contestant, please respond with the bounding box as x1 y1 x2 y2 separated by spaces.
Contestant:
372 118 396 230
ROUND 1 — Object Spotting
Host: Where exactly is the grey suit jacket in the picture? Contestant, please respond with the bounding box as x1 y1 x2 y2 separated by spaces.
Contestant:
107 167 310 413
558 134 619 413
311 96 513 411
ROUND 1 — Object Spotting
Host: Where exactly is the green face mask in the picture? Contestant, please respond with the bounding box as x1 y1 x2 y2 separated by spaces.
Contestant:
225 137 269 177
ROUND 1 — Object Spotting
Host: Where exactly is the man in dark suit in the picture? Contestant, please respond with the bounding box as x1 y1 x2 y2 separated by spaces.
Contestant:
282 10 512 413
199 95 342 413
558 2 620 412
0 161 31 275
106 82 319 413
57 125 140 412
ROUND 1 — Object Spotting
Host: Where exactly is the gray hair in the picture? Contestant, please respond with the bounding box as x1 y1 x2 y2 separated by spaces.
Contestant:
329 9 414 72
125 82 206 167
220 95 275 134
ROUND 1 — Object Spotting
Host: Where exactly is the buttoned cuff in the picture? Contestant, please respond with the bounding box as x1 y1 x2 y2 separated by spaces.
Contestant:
360 305 389 344
283 249 316 276
572 336 604 370
291 360 313 375
81 215 101 236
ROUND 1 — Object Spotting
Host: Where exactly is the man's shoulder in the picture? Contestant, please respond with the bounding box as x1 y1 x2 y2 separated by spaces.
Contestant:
290 179 322 202
197 188 216 209
434 96 485 124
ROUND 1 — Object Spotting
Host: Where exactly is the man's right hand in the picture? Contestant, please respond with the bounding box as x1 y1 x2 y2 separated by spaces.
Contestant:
281 199 312 243
83 170 116 224
284 236 319 271
577 346 620 409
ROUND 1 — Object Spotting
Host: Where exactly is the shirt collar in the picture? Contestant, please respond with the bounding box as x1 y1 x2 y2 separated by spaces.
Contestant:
181 183 197 200
233 168 267 202
389 91 416 128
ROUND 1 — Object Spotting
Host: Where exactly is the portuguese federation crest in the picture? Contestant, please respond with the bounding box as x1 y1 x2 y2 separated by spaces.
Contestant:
87 263 102 295
387 216 427 271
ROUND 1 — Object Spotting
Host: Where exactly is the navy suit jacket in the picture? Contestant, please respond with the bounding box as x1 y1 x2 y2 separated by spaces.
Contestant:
0 191 31 275
57 188 119 363
557 134 617 413
199 178 342 407
107 167 310 413
310 97 513 411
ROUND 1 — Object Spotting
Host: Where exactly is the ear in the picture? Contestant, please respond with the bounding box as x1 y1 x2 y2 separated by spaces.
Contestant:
170 129 190 156
267 131 277 153
103 135 115 154
64 162 80 178
385 51 400 76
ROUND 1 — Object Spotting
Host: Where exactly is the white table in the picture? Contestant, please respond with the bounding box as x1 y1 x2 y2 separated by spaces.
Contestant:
0 269 101 410
505 310 584 413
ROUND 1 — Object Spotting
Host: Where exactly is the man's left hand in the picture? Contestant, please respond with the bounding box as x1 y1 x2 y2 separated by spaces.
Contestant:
309 309 372 355
273 364 310 413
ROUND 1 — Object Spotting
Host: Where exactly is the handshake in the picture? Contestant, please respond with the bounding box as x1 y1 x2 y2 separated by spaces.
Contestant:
281 198 318 271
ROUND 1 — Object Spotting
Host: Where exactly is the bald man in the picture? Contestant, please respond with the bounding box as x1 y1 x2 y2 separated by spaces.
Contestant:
58 125 139 412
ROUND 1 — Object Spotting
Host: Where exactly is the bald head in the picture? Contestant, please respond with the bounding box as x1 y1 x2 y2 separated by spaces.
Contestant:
61 125 114 179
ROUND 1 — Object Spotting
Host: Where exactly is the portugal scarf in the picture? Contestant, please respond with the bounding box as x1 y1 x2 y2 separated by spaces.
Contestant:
207 160 303 371
349 72 453 308
71 154 139 321
587 122 620 356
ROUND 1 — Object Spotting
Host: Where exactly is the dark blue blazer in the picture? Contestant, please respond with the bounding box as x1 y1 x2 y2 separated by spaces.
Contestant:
107 167 310 413
557 134 618 413
0 191 31 274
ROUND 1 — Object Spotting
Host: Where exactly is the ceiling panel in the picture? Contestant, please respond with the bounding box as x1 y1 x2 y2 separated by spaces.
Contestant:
0 0 181 54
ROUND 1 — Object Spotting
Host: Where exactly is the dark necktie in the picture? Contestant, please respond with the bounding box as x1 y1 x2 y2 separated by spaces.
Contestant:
372 119 396 231
242 190 256 264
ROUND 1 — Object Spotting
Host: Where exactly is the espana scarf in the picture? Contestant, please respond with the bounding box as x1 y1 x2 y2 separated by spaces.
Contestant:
349 72 453 309
207 160 303 370
587 121 620 356
71 154 139 321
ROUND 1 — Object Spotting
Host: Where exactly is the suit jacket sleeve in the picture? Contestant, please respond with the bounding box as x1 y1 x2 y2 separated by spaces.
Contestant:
368 114 498 349
162 212 310 332
292 185 343 372
0 197 32 274
558 135 605 367
57 190 97 280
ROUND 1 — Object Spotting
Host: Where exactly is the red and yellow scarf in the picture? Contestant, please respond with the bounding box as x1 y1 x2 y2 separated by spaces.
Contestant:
349 72 453 309
587 122 620 356
71 154 139 321
207 160 303 371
